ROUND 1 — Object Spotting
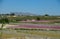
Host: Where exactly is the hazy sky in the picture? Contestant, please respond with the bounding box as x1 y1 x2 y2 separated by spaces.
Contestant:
0 0 60 15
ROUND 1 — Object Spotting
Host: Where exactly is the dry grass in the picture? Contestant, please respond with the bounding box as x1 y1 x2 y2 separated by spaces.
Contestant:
0 30 60 39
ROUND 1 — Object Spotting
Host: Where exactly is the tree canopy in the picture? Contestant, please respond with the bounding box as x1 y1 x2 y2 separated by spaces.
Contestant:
0 18 9 24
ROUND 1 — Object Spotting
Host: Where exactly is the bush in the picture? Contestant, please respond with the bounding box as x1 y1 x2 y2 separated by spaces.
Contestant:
0 18 9 24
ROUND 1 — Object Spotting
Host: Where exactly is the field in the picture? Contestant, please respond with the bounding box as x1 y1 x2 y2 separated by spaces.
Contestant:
7 23 60 30
0 23 59 39
0 29 60 39
0 19 60 39
0 1 60 39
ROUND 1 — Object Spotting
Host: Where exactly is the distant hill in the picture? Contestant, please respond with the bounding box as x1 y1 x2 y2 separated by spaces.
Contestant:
14 12 38 16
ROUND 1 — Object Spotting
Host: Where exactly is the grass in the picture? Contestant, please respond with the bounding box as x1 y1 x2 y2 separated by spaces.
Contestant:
1 33 24 39
0 30 25 39
17 30 60 37
18 21 60 24
0 27 60 39
0 30 60 37
0 30 60 39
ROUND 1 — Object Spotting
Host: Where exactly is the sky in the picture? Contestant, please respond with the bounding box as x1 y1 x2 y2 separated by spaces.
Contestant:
0 0 60 15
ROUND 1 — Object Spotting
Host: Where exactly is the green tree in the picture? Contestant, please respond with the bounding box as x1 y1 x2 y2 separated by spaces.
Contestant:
0 17 9 39
36 17 40 21
10 13 15 16
45 14 49 16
